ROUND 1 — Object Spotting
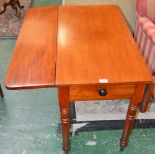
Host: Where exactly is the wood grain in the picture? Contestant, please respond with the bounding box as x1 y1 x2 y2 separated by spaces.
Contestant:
3 5 154 152
58 87 71 152
4 6 58 89
120 83 146 150
56 5 152 86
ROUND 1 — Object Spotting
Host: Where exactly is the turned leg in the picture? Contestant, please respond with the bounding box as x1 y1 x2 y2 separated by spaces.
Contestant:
58 87 71 152
0 2 10 14
120 84 146 151
139 83 154 113
0 85 4 98
120 103 137 150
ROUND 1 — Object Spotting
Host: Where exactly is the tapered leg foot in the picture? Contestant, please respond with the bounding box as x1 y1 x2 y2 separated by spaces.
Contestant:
120 147 124 152
64 150 69 154
120 138 128 151
63 146 70 153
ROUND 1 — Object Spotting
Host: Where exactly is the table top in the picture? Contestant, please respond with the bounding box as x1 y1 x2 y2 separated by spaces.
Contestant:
56 5 152 86
5 7 58 89
4 5 152 89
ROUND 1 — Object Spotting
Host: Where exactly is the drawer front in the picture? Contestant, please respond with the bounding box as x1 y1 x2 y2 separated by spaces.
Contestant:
69 84 136 101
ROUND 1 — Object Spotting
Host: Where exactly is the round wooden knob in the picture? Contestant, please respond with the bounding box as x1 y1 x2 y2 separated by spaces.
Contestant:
99 88 107 96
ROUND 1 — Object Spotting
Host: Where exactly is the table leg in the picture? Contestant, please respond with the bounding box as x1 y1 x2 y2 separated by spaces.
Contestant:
120 102 137 150
58 87 71 152
120 84 146 150
139 83 154 113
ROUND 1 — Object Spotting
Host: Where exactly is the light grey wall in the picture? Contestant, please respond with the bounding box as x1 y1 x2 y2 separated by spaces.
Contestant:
63 0 136 33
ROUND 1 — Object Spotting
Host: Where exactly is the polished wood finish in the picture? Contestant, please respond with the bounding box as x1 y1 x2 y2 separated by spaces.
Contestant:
120 84 146 150
70 84 136 101
58 87 70 152
4 6 154 152
4 7 58 89
56 5 151 86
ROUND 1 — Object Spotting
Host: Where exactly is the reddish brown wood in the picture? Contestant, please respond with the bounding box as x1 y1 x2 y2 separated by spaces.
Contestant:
3 5 154 152
120 84 146 150
4 7 58 89
70 84 136 101
120 103 137 150
58 87 70 152
56 5 152 86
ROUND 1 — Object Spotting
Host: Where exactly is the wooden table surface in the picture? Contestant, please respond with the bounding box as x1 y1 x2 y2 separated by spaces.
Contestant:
4 5 154 152
56 5 152 86
5 5 152 89
5 7 58 89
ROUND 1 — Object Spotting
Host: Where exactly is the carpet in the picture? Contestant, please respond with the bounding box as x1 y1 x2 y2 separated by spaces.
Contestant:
0 0 32 39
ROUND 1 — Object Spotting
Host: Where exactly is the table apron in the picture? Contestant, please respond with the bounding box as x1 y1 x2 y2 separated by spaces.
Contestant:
69 84 136 101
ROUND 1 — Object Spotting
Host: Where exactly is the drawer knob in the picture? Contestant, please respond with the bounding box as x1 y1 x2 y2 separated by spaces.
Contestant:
99 88 107 96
